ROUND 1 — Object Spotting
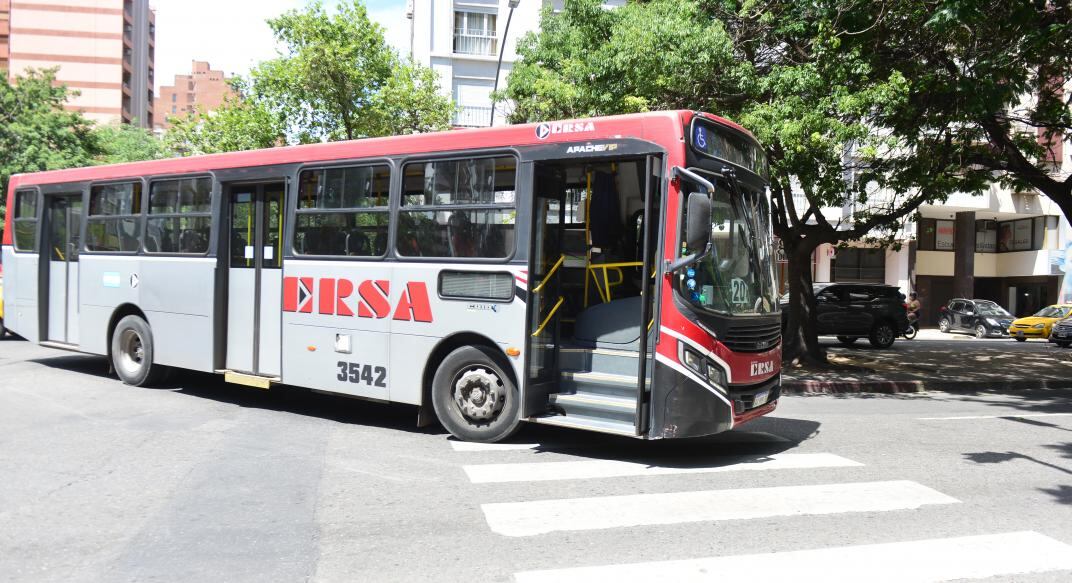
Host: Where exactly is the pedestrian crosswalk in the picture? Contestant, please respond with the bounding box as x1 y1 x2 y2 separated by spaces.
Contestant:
483 480 959 537
514 532 1072 583
447 436 1072 581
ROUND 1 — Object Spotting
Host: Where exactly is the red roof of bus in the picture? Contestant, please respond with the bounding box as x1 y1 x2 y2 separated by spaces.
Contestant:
4 110 753 246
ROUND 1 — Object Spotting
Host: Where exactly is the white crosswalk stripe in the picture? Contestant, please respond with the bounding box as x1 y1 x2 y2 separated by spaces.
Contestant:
449 440 540 452
464 452 862 483
513 531 1072 583
483 480 959 537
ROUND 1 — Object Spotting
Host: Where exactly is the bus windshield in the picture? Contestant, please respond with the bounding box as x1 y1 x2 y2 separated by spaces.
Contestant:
678 180 779 316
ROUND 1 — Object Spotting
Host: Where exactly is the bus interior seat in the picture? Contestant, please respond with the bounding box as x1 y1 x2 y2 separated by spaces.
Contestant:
572 296 643 350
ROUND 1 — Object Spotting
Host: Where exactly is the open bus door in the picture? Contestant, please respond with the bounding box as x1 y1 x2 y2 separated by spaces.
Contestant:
524 155 662 437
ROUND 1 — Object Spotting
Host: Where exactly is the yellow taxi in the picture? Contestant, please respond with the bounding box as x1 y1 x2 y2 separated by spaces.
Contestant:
1009 304 1072 341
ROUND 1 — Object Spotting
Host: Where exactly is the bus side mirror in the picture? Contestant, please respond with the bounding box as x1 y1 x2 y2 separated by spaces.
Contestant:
686 192 712 252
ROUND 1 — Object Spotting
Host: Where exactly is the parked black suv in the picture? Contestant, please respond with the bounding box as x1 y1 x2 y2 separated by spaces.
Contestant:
781 283 909 349
937 299 1013 338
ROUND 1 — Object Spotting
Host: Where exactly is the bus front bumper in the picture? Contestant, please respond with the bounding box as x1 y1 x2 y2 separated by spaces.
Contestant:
649 361 779 439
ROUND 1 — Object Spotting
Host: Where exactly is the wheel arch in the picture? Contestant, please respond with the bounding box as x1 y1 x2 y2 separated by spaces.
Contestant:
417 332 516 427
106 303 149 362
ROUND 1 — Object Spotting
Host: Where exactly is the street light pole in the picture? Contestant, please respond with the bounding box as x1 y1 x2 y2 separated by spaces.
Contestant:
490 0 520 127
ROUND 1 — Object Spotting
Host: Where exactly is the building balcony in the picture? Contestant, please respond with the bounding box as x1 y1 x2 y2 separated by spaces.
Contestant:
453 31 498 57
453 105 492 128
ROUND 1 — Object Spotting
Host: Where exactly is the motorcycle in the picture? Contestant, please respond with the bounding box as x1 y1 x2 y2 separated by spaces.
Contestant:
903 311 919 340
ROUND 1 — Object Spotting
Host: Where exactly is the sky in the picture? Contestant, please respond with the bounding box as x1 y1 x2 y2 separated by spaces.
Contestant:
151 0 409 92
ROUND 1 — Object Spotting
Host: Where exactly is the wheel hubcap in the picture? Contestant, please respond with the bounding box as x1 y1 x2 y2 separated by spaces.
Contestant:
879 327 893 345
453 366 505 423
118 329 145 376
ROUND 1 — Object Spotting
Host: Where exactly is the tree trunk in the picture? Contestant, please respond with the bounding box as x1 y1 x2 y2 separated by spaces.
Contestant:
781 238 826 365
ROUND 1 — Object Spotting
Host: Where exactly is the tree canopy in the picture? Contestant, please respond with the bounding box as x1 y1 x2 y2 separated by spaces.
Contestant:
504 0 991 362
163 0 454 155
0 69 103 241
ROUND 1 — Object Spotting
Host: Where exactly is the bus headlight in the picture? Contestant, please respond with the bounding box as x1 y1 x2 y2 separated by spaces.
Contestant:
705 362 727 388
682 347 727 390
683 348 703 373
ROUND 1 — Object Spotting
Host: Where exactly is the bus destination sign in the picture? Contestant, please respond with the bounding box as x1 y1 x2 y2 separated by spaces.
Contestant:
691 120 769 179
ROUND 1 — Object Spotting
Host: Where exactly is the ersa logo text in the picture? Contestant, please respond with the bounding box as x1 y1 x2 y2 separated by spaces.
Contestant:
750 360 775 377
535 121 596 140
283 277 433 322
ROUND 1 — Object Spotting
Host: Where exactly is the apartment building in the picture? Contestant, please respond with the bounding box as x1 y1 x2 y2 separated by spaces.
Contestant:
5 0 155 127
154 60 234 131
408 0 624 128
1 1 10 73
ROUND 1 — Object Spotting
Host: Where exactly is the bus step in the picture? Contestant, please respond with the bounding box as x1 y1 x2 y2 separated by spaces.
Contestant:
550 391 637 425
527 412 638 438
559 347 639 376
560 371 638 399
219 370 280 390
39 341 81 353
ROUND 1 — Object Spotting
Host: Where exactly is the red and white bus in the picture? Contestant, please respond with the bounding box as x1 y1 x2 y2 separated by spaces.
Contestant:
2 110 781 442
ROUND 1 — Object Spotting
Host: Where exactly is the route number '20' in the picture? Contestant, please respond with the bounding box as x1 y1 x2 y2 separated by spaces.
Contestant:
337 362 387 388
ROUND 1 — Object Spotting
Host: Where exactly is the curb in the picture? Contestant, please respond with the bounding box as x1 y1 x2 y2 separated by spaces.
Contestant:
781 379 1072 395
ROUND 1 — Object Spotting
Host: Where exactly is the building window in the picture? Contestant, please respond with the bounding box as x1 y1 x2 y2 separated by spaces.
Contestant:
145 177 212 254
13 190 38 252
833 248 886 283
997 218 1036 252
454 11 497 56
397 157 516 259
171 93 176 102
918 218 955 251
294 165 392 257
86 183 142 253
975 219 997 253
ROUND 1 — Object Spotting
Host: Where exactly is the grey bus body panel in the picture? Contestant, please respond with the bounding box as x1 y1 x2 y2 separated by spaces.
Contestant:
3 247 41 342
278 260 526 406
48 261 67 342
79 256 216 371
258 270 282 377
226 268 256 373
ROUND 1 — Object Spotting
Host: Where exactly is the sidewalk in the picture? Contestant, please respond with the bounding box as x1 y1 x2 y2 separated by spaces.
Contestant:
782 330 1072 394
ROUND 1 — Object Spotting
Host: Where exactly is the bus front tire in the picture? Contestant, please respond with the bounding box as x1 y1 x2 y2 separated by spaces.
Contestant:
111 315 167 387
432 345 521 443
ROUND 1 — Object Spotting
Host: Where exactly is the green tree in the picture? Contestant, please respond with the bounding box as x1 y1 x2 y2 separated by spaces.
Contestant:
504 0 986 363
93 122 172 164
0 69 102 241
164 79 286 156
250 0 452 143
860 1 1072 227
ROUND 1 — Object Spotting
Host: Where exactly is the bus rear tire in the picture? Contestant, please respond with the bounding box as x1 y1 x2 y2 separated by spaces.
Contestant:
432 345 521 443
111 315 167 387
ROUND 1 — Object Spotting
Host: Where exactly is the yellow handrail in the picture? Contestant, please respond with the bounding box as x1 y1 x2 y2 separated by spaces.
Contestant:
532 254 566 294
585 261 643 306
532 297 565 337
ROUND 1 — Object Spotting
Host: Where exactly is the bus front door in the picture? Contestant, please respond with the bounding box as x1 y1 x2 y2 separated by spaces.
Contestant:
226 182 285 377
45 194 82 345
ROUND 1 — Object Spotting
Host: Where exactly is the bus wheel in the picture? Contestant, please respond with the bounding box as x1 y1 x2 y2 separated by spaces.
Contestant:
0 317 7 339
432 345 521 443
111 315 166 387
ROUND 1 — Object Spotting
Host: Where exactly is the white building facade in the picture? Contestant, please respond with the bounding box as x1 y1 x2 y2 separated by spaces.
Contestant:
407 0 624 128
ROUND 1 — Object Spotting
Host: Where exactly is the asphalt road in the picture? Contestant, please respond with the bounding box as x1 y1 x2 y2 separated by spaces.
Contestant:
2 337 1071 582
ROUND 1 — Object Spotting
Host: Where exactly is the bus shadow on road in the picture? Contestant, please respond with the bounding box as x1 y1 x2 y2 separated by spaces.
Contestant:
498 415 823 466
30 353 446 435
30 353 820 461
